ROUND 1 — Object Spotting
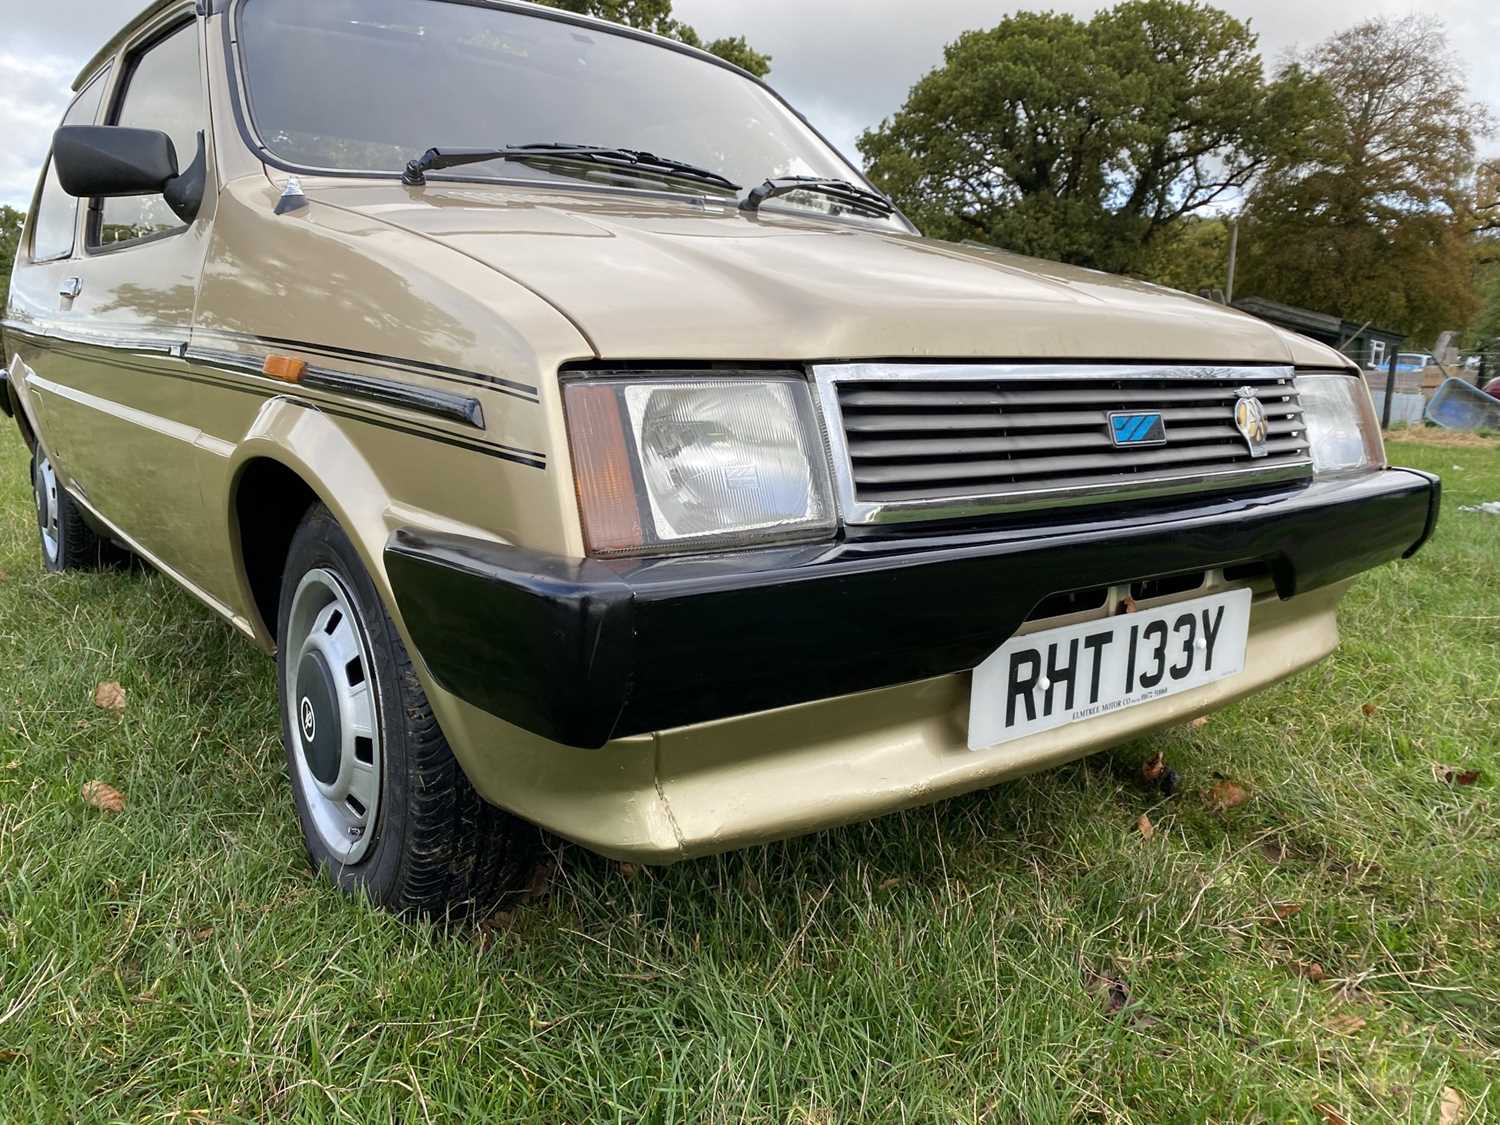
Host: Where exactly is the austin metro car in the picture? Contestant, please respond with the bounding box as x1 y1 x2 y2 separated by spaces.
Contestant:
1 0 1440 913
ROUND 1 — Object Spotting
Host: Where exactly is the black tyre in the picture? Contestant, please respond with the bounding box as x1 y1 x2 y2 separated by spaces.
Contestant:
31 450 107 572
275 503 532 914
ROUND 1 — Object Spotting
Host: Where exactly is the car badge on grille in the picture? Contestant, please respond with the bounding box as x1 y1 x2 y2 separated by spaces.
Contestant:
1233 387 1270 458
1108 411 1168 448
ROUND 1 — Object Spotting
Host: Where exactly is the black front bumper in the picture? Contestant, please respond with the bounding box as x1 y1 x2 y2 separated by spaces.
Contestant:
385 469 1440 750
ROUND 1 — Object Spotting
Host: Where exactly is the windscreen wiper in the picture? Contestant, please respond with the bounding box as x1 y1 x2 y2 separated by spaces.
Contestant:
740 176 896 219
401 144 741 192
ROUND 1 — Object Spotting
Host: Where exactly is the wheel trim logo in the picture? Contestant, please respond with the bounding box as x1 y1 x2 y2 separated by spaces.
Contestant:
299 697 317 743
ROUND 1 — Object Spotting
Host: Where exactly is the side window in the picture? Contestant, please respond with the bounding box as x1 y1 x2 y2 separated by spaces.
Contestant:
95 23 204 248
29 70 111 262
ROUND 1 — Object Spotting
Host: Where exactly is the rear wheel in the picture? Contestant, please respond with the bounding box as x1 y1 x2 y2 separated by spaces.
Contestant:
276 504 533 914
31 451 106 572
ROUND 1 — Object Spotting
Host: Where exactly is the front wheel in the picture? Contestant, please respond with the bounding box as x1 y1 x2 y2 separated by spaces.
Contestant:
276 504 532 914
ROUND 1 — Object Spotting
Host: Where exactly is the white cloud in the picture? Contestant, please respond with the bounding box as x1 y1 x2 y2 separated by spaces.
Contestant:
0 51 75 209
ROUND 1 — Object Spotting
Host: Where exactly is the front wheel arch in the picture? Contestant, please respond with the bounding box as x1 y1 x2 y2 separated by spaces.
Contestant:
225 402 396 649
232 456 320 647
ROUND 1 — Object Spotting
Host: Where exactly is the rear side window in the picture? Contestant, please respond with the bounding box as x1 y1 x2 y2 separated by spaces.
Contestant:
96 22 204 248
29 70 110 262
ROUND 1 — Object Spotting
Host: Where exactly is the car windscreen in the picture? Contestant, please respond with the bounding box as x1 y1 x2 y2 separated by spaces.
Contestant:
235 0 900 227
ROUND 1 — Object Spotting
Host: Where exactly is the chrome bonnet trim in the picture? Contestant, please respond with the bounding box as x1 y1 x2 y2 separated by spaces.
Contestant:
817 361 1300 385
811 362 1314 526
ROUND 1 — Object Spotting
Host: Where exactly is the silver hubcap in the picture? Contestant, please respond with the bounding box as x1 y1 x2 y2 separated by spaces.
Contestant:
34 456 59 563
284 569 382 864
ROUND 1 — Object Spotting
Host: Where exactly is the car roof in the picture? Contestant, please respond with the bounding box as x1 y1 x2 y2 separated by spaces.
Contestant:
75 0 190 89
77 0 753 90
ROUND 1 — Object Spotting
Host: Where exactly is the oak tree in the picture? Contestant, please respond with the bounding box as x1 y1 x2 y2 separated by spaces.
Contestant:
1236 17 1492 342
858 0 1312 274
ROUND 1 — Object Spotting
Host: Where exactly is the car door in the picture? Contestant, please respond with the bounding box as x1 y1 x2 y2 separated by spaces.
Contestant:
4 66 112 476
45 15 223 590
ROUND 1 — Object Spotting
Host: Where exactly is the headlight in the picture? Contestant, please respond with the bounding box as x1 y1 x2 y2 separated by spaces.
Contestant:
564 375 836 556
1294 373 1386 477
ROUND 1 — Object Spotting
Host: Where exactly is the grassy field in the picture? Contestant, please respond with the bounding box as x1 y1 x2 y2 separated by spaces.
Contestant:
0 427 1496 1123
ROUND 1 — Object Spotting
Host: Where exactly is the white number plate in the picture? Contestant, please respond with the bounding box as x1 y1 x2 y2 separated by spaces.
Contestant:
968 589 1252 751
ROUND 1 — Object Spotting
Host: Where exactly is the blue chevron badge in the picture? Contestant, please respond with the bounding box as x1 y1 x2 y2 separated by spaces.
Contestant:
1108 411 1168 448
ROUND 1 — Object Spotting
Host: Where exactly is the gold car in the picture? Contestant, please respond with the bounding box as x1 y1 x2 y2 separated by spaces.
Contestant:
2 0 1439 913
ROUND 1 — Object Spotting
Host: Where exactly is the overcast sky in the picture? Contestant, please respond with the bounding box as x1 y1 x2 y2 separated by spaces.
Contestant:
3 0 1497 209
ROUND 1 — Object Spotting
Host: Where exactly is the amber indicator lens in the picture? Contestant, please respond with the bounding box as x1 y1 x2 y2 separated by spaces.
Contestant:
263 355 307 383
564 382 644 554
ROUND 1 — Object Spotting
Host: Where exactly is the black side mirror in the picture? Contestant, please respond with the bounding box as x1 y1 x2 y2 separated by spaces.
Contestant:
52 125 206 225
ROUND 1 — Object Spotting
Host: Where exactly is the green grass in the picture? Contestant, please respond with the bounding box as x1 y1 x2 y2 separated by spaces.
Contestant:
1 427 1497 1123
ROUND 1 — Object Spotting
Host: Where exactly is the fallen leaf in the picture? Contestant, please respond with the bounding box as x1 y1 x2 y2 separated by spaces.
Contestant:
1083 966 1131 1015
1274 903 1303 920
1141 752 1167 784
1315 1103 1351 1125
877 877 901 892
81 780 125 813
617 862 639 880
474 909 516 947
191 927 214 942
93 682 126 713
1325 1014 1366 1035
1361 702 1378 718
1137 813 1155 841
1291 960 1326 982
523 857 555 902
1433 764 1482 786
1119 595 1139 615
1259 839 1287 864
1439 1087 1464 1125
0 570 9 584
1191 715 1210 730
0 1049 24 1065
1207 780 1250 812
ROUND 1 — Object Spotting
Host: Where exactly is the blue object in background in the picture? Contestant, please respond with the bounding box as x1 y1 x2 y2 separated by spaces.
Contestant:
1426 378 1500 431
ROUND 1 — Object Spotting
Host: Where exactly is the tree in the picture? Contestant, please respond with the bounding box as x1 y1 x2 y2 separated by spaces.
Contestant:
0 206 24 297
858 1 1313 274
1470 262 1500 354
1236 17 1492 343
534 0 771 76
1136 215 1231 296
1479 159 1500 233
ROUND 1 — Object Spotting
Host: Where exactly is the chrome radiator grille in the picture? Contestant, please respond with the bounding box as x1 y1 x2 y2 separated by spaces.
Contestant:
814 363 1314 524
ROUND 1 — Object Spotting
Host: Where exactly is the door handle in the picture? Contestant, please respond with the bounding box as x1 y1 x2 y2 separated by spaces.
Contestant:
59 277 82 300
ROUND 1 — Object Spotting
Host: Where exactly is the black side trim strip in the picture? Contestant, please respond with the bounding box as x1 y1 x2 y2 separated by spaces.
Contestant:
200 328 540 399
1 318 187 356
20 335 547 470
302 367 484 430
184 345 486 430
316 403 545 468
